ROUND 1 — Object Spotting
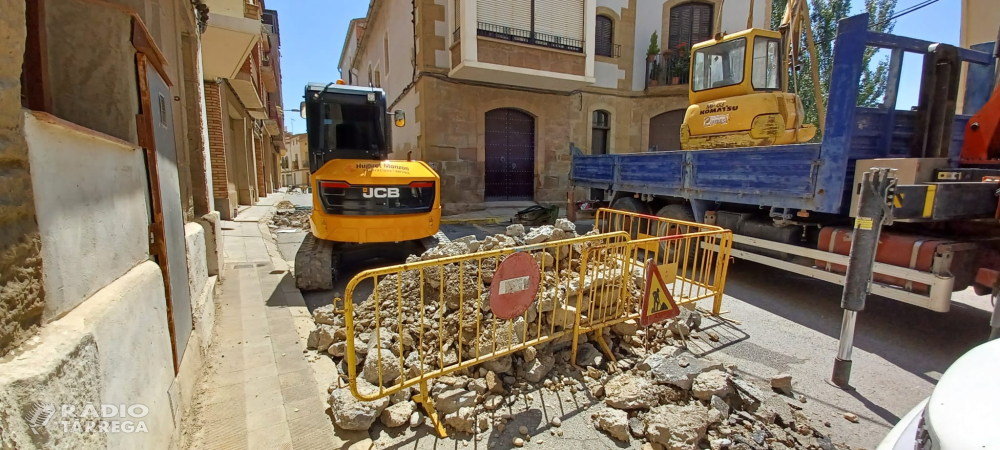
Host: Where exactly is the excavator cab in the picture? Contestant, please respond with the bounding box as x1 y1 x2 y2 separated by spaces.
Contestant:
680 29 816 150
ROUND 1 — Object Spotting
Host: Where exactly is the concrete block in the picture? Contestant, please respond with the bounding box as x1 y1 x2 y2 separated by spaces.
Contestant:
0 262 175 449
196 211 223 277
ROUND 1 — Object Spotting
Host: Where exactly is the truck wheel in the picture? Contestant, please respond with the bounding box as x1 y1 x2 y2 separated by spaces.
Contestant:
655 204 698 263
609 196 651 237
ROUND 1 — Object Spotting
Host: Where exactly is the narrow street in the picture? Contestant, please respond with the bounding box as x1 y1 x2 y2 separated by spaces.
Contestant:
267 193 994 449
4 0 998 449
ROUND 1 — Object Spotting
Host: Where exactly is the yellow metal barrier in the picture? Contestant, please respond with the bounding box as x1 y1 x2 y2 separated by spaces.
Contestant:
342 231 630 437
571 208 733 361
337 208 733 437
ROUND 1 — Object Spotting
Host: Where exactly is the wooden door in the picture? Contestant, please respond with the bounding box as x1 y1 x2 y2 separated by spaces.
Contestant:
648 110 686 152
484 108 535 201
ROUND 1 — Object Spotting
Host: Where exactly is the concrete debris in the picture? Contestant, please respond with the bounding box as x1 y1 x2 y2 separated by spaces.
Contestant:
316 324 339 352
436 388 477 415
313 304 339 326
612 319 640 337
605 372 663 410
554 218 577 233
628 416 646 438
771 373 794 395
523 346 537 362
843 412 859 423
575 342 605 367
409 411 422 428
592 408 631 442
362 349 401 385
523 353 555 383
518 425 529 435
692 370 733 401
645 402 711 450
644 347 723 390
329 378 390 430
513 437 525 447
380 401 415 428
443 406 476 434
506 224 525 237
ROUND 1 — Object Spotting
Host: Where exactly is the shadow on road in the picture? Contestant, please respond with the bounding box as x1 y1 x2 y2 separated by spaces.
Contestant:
723 260 990 385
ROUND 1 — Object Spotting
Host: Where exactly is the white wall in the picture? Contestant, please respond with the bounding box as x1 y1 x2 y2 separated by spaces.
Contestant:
595 61 626 88
391 89 421 159
25 112 151 322
721 0 769 36
354 0 416 103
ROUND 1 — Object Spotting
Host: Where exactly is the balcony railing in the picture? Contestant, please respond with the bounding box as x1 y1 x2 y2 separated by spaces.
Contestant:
477 22 583 53
646 49 689 88
454 27 461 43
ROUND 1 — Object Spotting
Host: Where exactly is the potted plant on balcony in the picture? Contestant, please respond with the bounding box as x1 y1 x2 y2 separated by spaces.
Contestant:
647 32 661 86
671 42 690 85
647 31 660 63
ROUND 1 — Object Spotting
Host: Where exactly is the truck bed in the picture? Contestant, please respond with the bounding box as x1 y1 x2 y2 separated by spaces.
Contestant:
572 109 970 215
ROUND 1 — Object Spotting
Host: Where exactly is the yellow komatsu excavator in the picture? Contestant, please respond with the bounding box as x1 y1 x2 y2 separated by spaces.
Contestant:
295 82 441 290
680 0 824 150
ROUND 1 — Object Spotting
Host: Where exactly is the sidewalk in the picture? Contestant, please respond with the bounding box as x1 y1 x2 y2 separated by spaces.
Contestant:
181 194 339 450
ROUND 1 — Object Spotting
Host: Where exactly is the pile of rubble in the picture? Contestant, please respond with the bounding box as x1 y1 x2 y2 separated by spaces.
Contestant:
269 206 311 231
305 220 842 449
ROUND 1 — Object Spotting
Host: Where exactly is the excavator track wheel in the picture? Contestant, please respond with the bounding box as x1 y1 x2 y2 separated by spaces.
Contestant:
295 234 336 291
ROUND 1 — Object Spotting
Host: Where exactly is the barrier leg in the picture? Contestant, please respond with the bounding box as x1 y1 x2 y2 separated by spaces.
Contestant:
415 380 448 438
593 332 618 367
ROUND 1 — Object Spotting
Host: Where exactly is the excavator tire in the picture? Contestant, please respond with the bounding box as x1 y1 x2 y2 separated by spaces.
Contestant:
295 233 336 291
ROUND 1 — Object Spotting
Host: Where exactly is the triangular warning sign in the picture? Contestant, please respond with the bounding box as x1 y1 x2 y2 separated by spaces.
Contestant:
639 259 680 327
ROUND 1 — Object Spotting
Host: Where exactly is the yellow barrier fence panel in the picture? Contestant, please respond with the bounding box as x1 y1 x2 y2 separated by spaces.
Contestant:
571 209 734 362
341 230 630 437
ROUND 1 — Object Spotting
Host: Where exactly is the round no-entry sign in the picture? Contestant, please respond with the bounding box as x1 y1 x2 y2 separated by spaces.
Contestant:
489 252 541 320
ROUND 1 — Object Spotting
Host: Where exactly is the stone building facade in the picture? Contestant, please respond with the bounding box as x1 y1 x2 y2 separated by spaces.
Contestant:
340 0 772 213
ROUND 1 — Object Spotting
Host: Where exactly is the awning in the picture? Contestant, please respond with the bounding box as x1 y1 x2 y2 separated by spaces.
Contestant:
202 13 260 80
229 78 264 110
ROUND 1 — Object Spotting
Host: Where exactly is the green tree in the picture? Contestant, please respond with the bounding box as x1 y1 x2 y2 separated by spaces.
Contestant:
770 0 898 134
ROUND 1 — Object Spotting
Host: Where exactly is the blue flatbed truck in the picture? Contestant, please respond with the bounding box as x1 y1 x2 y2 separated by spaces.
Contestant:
570 14 1000 312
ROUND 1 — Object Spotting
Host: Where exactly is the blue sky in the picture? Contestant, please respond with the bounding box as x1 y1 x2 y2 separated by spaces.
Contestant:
268 0 369 134
268 0 962 134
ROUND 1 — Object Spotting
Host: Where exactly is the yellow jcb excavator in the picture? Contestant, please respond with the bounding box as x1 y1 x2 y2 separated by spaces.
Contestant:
295 82 441 290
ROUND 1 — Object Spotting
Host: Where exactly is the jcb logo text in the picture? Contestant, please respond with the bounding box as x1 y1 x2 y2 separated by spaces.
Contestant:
362 187 400 198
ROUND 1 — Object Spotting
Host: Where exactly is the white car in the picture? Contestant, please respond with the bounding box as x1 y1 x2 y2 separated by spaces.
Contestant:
877 338 1000 449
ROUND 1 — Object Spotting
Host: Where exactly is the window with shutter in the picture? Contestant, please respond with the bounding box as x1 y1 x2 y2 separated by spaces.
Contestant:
534 0 585 42
668 3 713 50
476 0 585 52
596 15 613 57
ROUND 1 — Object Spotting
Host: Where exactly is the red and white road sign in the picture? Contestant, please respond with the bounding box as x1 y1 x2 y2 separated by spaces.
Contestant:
489 252 541 320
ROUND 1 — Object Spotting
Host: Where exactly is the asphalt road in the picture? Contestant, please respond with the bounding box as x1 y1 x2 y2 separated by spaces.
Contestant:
275 192 994 449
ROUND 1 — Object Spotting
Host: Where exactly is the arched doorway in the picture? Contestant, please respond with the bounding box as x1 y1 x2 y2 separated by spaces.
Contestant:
485 108 535 201
648 110 686 151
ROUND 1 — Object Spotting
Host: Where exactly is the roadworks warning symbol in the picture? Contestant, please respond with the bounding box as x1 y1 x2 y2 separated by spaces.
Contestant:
639 259 680 327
